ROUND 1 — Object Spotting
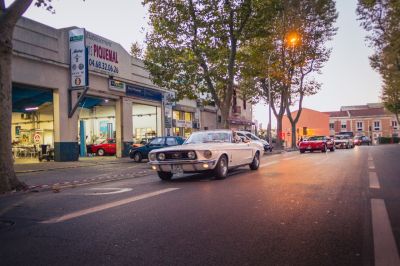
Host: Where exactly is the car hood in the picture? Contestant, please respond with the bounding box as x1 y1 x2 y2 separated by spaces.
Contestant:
149 143 228 153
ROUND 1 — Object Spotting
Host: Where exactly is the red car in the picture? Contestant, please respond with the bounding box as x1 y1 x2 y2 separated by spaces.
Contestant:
299 136 335 153
87 139 116 156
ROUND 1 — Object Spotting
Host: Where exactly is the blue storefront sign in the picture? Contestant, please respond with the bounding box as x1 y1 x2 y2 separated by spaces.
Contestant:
126 84 163 102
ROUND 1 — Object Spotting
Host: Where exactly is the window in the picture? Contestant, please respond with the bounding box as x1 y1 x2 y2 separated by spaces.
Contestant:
341 121 346 129
329 123 334 130
392 120 398 130
149 137 164 146
243 99 247 110
184 112 192 122
217 115 222 123
356 122 363 131
374 121 381 131
166 137 177 146
173 111 180 120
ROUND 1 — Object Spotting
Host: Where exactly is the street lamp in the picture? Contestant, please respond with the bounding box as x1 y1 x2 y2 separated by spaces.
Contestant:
267 53 273 146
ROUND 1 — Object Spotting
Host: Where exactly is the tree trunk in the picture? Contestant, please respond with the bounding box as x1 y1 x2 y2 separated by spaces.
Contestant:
276 116 283 149
291 123 297 149
0 7 29 193
219 101 231 129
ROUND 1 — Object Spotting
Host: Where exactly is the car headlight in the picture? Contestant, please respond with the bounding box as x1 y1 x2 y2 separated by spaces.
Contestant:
149 153 156 161
203 150 212 159
187 151 196 160
158 153 165 161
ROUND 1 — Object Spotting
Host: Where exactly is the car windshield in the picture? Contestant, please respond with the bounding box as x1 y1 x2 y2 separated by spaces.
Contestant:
335 135 349 140
245 133 260 141
308 136 325 141
184 131 231 144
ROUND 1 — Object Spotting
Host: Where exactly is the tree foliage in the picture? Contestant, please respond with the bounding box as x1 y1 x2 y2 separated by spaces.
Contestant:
143 0 276 128
357 0 400 123
240 0 337 147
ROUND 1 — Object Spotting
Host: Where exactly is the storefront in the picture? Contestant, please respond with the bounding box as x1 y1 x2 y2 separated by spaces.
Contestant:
132 103 162 143
11 84 54 161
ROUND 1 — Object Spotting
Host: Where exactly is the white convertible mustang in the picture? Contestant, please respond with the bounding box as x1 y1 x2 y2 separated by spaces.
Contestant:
148 130 262 180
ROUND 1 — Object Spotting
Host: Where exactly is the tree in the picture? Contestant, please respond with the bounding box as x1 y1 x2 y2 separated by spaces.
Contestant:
240 0 336 148
357 0 400 123
130 41 143 59
0 0 54 193
143 0 275 128
284 0 337 148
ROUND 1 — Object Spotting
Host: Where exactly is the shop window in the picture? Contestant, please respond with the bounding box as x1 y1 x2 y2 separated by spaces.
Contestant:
184 112 192 122
356 122 363 131
374 121 380 131
173 111 181 120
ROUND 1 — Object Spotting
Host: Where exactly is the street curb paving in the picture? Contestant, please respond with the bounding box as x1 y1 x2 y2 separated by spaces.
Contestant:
27 170 152 193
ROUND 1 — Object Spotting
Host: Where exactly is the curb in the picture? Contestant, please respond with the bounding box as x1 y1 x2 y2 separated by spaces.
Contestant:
27 170 152 193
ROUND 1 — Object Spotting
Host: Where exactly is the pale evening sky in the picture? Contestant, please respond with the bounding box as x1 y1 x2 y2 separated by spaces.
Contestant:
7 0 382 130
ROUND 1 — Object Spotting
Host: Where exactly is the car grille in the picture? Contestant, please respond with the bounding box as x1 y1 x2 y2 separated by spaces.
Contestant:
159 151 196 161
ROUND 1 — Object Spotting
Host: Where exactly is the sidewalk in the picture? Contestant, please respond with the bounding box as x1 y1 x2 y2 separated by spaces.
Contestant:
14 156 133 174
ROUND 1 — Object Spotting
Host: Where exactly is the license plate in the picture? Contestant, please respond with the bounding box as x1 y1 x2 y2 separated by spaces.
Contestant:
171 165 183 175
307 146 311 149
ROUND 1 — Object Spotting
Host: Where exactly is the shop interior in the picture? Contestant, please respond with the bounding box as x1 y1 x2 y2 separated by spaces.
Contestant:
132 103 162 144
173 110 193 138
78 96 116 156
11 84 54 162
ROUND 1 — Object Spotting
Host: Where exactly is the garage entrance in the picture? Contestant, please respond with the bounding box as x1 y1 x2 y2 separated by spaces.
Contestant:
78 96 116 157
132 103 162 145
11 84 54 163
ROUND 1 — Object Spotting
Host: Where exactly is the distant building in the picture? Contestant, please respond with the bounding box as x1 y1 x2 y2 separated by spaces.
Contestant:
326 103 399 144
283 108 330 148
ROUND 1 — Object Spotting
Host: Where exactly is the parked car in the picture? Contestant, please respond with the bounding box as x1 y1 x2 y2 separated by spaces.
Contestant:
236 131 273 152
334 135 354 149
131 138 154 148
87 139 116 156
148 130 263 180
129 136 184 162
354 136 371 146
298 136 335 153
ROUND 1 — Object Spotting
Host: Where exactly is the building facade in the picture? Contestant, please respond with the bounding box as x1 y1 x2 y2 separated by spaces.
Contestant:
327 103 399 143
11 17 254 161
282 108 330 148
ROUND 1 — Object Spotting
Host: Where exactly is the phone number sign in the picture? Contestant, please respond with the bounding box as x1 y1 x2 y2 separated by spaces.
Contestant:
86 32 120 76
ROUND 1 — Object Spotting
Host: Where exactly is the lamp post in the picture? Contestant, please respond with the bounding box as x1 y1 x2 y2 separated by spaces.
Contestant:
267 53 273 146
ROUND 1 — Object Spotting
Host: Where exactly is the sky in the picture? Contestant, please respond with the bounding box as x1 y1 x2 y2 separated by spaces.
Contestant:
7 0 382 130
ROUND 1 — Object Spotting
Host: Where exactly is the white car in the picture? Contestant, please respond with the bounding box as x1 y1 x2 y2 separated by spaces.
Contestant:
148 130 262 180
236 131 272 152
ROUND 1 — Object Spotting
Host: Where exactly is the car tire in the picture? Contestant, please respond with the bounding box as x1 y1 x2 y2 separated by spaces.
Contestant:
249 152 260 170
321 145 326 152
300 149 305 154
214 155 228 180
133 152 142 163
330 146 335 152
97 149 105 156
157 171 173 181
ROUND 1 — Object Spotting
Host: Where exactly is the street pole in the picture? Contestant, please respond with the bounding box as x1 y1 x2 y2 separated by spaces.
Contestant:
267 53 272 146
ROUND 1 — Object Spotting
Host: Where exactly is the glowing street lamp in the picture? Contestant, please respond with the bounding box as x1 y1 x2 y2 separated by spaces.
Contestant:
286 31 301 48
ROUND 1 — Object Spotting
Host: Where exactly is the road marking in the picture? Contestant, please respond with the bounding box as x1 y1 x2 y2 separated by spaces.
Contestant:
41 188 180 224
369 172 380 189
260 161 277 168
85 187 133 195
371 199 400 266
368 160 375 170
283 157 296 161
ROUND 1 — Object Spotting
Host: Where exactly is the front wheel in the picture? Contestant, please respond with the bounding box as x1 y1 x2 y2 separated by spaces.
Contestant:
330 146 335 152
157 171 173 181
133 152 142 163
97 149 105 156
300 149 305 154
249 152 260 170
214 155 228 180
321 145 326 152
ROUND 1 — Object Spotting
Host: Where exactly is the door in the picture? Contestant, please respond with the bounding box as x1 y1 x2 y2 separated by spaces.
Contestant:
146 137 165 156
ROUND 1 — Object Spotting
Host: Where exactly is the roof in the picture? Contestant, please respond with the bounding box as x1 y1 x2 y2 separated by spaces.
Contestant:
348 107 389 117
326 111 348 118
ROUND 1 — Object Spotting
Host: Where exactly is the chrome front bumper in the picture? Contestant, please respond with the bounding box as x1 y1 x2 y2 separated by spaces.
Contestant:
148 159 217 172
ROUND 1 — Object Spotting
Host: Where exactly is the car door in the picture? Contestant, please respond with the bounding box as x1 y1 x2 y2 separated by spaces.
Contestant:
230 133 253 165
108 139 116 154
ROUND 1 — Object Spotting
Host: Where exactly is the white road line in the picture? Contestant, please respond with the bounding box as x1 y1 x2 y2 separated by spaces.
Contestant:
85 187 133 196
368 160 375 170
371 199 400 266
260 161 277 168
41 188 180 224
369 172 381 189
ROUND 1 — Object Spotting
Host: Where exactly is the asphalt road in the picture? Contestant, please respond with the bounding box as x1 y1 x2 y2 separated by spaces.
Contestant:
1 145 399 266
